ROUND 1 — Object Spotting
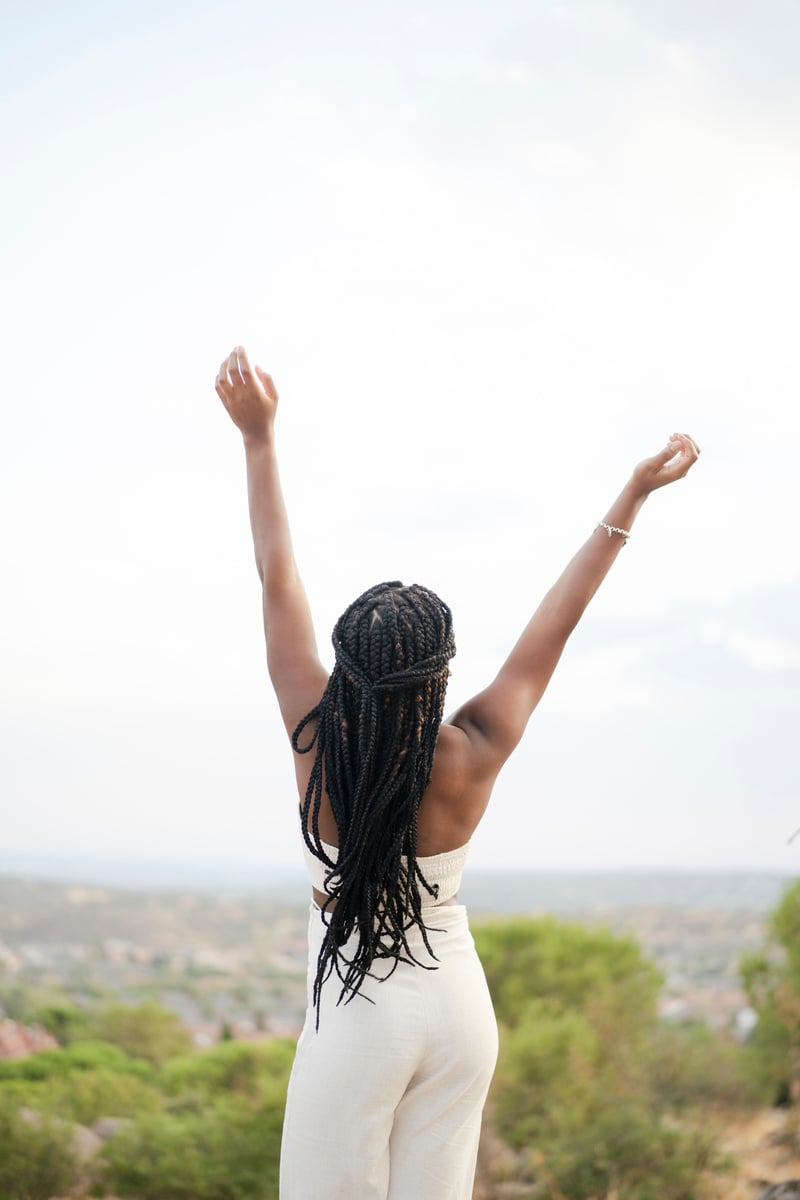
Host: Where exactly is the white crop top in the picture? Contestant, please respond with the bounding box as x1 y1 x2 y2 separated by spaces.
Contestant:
301 837 469 907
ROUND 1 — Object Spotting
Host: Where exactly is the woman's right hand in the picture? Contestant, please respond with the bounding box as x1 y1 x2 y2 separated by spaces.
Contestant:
630 432 701 497
215 345 279 445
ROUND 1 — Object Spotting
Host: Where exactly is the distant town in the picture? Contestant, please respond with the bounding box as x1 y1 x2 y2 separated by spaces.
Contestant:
0 868 790 1051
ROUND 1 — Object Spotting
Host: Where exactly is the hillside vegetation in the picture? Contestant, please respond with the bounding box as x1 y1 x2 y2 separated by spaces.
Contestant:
0 882 799 1199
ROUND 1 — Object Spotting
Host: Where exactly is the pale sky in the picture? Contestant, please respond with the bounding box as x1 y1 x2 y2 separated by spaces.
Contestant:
2 0 799 874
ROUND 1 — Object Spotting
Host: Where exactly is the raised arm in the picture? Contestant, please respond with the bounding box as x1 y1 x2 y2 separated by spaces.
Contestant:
449 432 700 779
215 346 328 734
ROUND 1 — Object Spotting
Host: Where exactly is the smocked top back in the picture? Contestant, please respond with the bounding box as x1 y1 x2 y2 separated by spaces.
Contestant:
301 837 469 907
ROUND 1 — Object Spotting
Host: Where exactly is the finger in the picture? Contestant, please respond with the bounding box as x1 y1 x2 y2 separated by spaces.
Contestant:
672 433 700 472
214 378 232 405
227 348 244 390
661 440 699 481
237 345 254 379
648 439 682 471
676 432 701 456
255 365 278 401
670 431 701 458
216 354 234 398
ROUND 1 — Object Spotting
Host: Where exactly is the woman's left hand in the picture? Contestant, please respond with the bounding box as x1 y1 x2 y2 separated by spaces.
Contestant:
630 432 701 496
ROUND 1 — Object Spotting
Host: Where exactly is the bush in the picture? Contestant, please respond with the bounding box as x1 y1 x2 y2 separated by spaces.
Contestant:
741 878 800 1105
647 1020 760 1111
0 1038 154 1082
163 1038 295 1102
538 1103 720 1200
99 1095 285 1200
492 1000 599 1147
0 1095 78 1200
87 1002 192 1067
92 1035 295 1199
474 916 662 1032
31 1001 88 1044
36 1069 163 1125
473 916 731 1200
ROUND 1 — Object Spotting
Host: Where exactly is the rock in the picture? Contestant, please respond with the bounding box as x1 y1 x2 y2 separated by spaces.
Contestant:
92 1115 133 1141
0 1018 59 1059
758 1185 800 1200
18 1106 101 1162
71 1123 103 1162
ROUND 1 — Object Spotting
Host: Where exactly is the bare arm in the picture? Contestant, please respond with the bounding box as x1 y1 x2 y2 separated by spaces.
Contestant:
450 432 701 779
215 346 328 734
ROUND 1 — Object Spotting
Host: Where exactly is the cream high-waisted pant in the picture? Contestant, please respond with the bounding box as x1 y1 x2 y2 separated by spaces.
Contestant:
279 902 499 1199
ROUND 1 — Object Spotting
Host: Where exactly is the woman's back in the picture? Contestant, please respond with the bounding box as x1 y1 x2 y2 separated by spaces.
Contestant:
214 343 700 1199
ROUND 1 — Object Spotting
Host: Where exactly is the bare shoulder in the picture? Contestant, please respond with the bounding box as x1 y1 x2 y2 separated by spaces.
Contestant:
429 721 472 786
418 721 494 849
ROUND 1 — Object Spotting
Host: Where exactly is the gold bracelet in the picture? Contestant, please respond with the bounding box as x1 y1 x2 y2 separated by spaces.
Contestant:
595 520 630 543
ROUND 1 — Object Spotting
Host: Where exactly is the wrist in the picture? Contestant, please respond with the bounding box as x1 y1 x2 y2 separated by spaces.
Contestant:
598 480 647 541
622 476 650 507
243 426 276 454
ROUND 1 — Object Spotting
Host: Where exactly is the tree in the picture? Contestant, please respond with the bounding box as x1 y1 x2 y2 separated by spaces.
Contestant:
473 916 721 1200
741 877 800 1106
88 1002 192 1068
0 1097 78 1200
31 1002 88 1045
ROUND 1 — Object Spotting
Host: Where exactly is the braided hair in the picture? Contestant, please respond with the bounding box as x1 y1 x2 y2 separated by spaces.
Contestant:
291 581 456 1024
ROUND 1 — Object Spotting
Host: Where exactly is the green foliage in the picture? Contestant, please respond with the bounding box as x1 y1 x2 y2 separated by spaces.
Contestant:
492 999 599 1147
162 1038 295 1103
0 1095 78 1200
536 1104 719 1200
475 916 662 1031
741 878 800 1105
0 980 56 1025
474 916 662 1131
0 1024 294 1200
95 1035 294 1199
474 916 729 1200
647 1021 760 1111
98 1094 286 1200
0 1039 154 1082
34 1069 163 1125
87 1001 192 1067
31 1000 89 1044
772 880 800 976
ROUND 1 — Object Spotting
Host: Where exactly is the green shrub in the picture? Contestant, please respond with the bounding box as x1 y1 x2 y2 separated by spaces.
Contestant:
0 1095 78 1200
163 1038 295 1102
474 916 732 1200
40 1069 163 1125
741 878 800 1106
538 1103 719 1200
87 1002 192 1067
31 1001 89 1045
647 1020 761 1111
99 1095 285 1200
492 1000 599 1147
474 916 662 1032
0 1039 154 1083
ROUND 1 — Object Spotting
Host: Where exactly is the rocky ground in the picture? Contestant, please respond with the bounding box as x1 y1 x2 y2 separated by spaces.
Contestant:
707 1110 800 1200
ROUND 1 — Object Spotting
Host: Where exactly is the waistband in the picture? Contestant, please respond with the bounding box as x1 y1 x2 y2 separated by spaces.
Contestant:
307 900 471 947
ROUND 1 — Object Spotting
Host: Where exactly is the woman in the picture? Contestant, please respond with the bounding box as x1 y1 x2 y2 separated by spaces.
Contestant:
215 345 700 1199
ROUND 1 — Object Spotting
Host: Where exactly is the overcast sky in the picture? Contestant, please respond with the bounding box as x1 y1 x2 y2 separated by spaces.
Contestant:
2 0 799 876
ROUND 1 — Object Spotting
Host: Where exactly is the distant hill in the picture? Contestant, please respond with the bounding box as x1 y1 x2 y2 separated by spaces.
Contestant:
1 868 791 1030
0 851 792 912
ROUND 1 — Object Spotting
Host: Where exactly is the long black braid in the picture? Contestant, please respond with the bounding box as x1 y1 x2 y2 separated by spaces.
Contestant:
291 581 456 1025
